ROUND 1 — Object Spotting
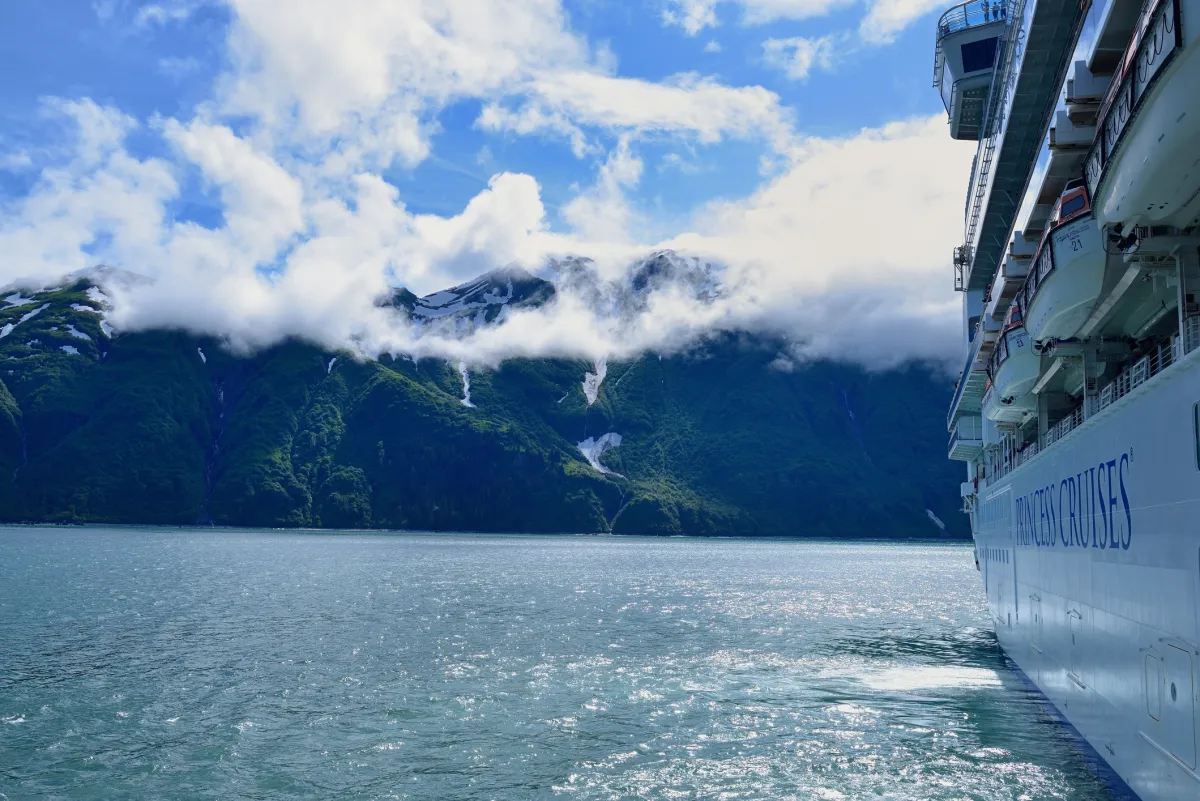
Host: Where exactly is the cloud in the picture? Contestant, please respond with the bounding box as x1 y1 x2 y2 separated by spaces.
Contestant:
859 0 948 44
0 100 973 370
0 3 973 372
663 0 853 31
480 71 794 155
562 137 644 244
662 0 719 35
704 39 723 53
762 35 837 80
134 1 209 27
159 56 204 80
663 0 944 44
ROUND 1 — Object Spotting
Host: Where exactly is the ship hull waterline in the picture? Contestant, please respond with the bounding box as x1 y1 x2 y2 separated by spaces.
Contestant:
972 348 1200 801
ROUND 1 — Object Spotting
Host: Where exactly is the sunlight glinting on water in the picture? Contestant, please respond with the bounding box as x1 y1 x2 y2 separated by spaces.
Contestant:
0 530 1111 800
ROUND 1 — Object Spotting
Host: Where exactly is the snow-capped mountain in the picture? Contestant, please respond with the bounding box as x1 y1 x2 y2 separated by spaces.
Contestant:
379 266 556 333
379 251 720 334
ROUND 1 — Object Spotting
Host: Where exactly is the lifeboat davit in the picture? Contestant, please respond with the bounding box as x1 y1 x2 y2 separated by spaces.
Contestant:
1021 182 1105 342
984 377 1035 422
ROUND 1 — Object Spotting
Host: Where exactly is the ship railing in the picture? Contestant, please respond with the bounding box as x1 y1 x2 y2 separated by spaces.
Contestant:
1084 0 1183 198
1042 404 1084 448
947 331 985 427
933 0 1014 83
1096 335 1181 413
960 0 1025 284
984 329 1193 486
1185 314 1200 354
1013 439 1039 470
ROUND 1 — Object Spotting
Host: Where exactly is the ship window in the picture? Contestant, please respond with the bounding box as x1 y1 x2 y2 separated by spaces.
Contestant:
960 37 999 73
1060 195 1086 218
1194 403 1200 470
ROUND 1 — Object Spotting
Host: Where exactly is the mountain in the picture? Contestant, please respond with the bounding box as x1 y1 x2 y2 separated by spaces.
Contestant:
379 266 557 333
0 268 967 538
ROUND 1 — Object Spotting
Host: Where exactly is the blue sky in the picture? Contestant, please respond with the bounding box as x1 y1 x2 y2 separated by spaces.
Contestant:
0 0 976 368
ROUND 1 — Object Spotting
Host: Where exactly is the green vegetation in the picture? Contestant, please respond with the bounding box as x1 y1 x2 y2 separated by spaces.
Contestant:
0 283 966 537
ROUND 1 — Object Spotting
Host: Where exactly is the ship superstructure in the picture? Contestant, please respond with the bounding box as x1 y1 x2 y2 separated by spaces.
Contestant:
937 0 1200 797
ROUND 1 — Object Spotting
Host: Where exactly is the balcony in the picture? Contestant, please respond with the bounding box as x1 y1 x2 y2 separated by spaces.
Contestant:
949 415 984 461
983 318 1200 486
947 328 993 427
934 0 1009 140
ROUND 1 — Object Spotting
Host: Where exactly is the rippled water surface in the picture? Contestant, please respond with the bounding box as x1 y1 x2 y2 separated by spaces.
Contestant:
0 528 1114 800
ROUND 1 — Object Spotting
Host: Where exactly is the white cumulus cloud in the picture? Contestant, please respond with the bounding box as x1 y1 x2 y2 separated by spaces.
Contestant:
0 1 973 372
762 35 838 80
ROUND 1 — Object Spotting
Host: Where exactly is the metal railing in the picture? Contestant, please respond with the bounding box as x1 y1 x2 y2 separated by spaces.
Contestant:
1084 0 1182 197
981 318 1200 487
961 0 1025 255
934 0 1014 83
1097 334 1182 413
1043 404 1084 448
949 415 985 453
1186 314 1200 353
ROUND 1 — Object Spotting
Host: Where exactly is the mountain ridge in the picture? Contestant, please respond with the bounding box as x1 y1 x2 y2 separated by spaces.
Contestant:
0 263 966 538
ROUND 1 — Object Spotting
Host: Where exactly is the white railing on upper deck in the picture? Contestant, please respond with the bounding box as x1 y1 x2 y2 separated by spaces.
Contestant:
1096 334 1184 413
1043 404 1084 448
1186 314 1200 354
977 318 1200 489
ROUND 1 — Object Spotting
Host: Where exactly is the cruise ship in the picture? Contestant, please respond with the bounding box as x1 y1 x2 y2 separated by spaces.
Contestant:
936 0 1200 797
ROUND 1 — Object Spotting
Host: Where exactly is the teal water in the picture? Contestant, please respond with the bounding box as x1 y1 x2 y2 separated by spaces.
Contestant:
0 528 1112 800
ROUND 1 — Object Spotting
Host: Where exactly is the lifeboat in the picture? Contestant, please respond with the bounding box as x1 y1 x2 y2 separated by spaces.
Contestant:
1020 181 1105 341
1086 0 1200 229
983 376 1035 422
989 304 1040 410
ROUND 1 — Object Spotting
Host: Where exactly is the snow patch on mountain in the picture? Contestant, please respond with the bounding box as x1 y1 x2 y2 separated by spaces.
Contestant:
582 359 607 406
4 293 34 308
71 303 101 314
19 304 49 325
67 325 91 341
401 267 556 337
0 324 12 339
60 345 80 356
458 362 475 408
327 357 337 374
578 433 622 475
197 347 206 363
86 287 111 306
926 509 946 531
99 320 113 338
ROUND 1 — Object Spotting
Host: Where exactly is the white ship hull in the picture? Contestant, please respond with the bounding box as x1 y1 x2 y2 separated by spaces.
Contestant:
972 353 1200 801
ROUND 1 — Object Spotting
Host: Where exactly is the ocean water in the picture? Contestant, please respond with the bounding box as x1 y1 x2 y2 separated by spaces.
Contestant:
0 528 1114 800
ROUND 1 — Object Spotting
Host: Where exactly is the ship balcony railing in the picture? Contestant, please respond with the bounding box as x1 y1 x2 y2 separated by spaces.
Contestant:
949 415 984 460
984 327 1193 486
1083 0 1183 198
1185 314 1200 354
933 0 1014 95
947 331 989 427
1042 404 1084 448
1096 334 1181 413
